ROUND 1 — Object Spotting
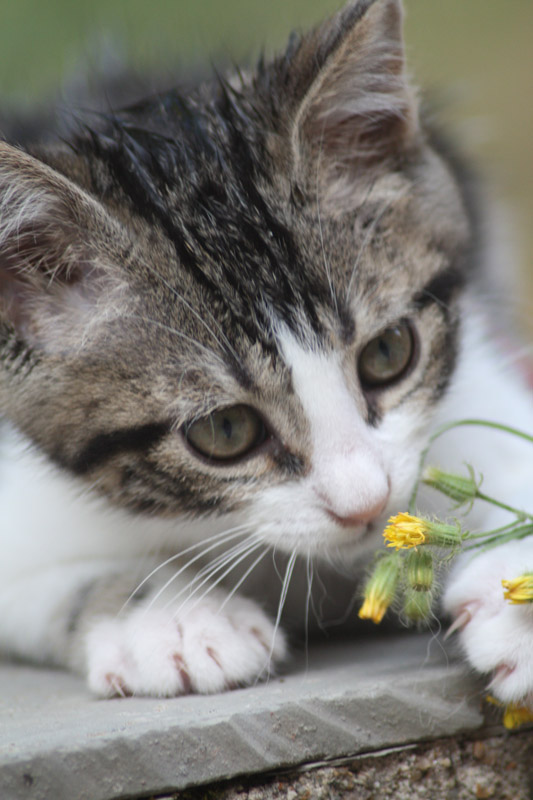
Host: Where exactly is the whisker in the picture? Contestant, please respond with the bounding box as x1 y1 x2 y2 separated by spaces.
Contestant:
154 541 255 608
141 530 254 615
218 546 269 612
270 547 284 583
171 537 265 618
308 559 329 633
121 524 250 614
268 548 297 668
160 534 260 610
304 549 314 669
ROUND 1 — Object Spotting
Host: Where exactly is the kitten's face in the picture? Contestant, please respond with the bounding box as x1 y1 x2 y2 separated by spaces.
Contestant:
0 0 474 558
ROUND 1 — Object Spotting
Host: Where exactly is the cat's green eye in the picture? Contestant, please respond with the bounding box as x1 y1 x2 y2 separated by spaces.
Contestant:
358 322 415 388
184 404 266 462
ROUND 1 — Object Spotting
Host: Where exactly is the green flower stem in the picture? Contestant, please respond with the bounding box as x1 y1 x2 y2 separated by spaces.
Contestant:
474 490 530 520
463 525 533 552
465 521 523 540
409 419 533 513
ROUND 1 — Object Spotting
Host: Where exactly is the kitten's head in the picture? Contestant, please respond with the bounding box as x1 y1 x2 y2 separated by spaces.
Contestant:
0 0 476 557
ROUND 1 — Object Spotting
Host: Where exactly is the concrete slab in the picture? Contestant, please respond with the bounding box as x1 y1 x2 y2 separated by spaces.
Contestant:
0 633 485 800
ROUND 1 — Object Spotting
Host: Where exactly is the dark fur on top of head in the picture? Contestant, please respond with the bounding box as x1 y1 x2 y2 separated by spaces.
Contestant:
0 0 477 517
73 92 330 352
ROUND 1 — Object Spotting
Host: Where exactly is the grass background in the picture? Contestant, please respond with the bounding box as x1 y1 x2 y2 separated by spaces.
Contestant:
0 0 531 323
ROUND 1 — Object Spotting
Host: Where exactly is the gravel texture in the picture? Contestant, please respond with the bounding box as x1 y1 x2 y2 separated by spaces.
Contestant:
172 731 533 800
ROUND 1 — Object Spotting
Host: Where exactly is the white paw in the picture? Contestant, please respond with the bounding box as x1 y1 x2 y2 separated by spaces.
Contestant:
85 592 286 697
443 538 533 704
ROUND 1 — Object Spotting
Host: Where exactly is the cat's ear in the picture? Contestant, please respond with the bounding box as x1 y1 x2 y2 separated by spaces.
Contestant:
290 0 419 190
0 142 127 350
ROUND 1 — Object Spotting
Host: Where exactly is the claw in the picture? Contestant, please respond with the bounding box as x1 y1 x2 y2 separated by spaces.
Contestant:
105 673 130 698
173 653 192 693
444 608 472 640
489 663 515 687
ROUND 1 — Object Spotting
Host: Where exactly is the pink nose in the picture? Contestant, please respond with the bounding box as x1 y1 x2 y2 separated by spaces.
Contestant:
325 499 388 529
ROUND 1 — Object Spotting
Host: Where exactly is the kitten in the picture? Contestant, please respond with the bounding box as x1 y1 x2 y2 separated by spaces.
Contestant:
1 0 533 704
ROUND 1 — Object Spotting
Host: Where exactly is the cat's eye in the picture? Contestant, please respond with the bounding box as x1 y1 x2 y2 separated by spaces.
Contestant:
358 322 415 388
183 404 266 462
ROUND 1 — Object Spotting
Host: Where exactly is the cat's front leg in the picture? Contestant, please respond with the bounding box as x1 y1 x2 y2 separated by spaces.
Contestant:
443 537 533 706
0 560 286 697
85 586 287 697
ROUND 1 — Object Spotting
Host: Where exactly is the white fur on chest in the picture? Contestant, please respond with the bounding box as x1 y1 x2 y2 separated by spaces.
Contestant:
430 305 533 527
0 425 227 580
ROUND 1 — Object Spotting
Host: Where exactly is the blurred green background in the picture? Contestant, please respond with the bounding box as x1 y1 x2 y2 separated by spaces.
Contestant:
0 0 531 324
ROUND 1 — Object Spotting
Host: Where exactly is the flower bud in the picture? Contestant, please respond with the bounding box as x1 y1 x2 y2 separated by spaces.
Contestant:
406 549 434 592
358 554 400 624
422 465 480 507
403 587 433 623
423 519 465 549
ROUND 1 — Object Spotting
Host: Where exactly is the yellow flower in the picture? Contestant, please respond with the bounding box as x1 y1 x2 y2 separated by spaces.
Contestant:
486 695 533 729
358 593 388 624
383 512 464 550
503 703 533 730
358 554 400 624
502 573 533 604
383 513 428 549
